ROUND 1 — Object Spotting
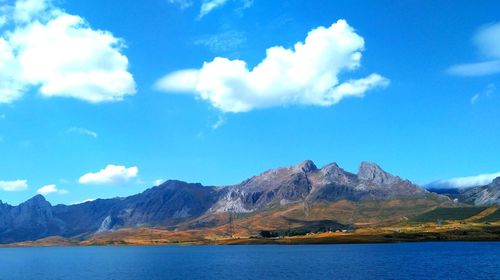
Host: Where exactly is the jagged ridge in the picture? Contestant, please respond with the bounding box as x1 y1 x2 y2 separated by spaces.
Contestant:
0 160 432 243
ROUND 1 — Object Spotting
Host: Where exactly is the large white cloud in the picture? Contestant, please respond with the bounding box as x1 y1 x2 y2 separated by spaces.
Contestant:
448 22 500 76
0 179 28 191
0 0 136 104
0 38 24 103
79 164 138 185
37 184 67 195
156 20 389 113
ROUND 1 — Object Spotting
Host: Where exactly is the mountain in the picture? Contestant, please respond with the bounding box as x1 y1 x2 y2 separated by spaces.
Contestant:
1 181 218 243
0 195 64 243
210 161 426 214
0 160 444 243
458 177 500 206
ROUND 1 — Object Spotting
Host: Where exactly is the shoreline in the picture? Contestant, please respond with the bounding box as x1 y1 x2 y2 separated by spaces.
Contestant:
2 227 499 248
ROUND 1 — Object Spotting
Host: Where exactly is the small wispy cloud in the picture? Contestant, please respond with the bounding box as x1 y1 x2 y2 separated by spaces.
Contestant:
211 115 225 129
448 60 500 76
167 0 193 10
67 127 98 138
194 30 246 53
199 0 229 18
234 0 254 16
198 0 253 18
448 22 500 76
429 171 500 189
71 198 96 205
153 178 164 186
37 184 68 195
470 93 480 104
470 83 495 105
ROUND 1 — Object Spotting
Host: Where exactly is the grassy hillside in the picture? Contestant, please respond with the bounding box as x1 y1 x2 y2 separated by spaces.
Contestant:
412 207 487 223
478 209 500 222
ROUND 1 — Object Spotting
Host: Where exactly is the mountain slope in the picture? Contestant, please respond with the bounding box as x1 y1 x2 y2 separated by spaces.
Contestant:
0 195 65 243
459 177 500 206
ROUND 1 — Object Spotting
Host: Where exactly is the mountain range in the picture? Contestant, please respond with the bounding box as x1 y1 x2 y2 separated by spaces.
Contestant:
1 160 498 244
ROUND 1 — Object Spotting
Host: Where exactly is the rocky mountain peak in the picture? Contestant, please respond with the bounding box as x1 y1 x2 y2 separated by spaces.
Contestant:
18 195 52 214
358 162 399 185
321 162 347 178
492 177 500 186
314 162 356 185
294 160 318 173
321 162 342 172
24 194 49 206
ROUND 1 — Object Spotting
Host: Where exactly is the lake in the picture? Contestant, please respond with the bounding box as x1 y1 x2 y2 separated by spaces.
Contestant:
0 242 499 280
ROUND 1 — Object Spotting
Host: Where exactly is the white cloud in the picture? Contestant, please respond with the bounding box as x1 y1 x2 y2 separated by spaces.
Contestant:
0 179 28 191
67 127 98 138
448 22 500 76
156 20 389 113
448 60 500 76
431 172 500 189
72 198 96 205
153 178 164 186
36 184 68 195
486 83 496 96
0 38 24 103
13 0 50 23
211 115 225 129
475 23 500 59
198 0 252 18
168 0 193 9
470 93 480 104
239 0 253 10
199 0 229 18
0 0 136 104
0 16 6 27
79 164 139 185
470 83 495 105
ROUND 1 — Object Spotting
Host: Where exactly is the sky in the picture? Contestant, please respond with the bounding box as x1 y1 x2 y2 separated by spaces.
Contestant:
0 0 500 205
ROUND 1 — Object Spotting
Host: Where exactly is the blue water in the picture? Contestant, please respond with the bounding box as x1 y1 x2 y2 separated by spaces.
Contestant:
0 242 499 280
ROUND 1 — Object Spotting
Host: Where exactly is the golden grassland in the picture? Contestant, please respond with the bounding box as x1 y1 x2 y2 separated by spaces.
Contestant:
7 220 499 247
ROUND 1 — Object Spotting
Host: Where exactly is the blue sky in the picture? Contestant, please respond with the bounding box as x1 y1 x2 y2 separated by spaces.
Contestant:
0 0 500 205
